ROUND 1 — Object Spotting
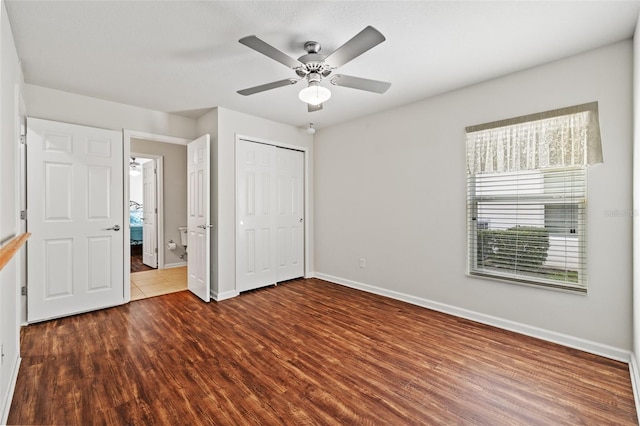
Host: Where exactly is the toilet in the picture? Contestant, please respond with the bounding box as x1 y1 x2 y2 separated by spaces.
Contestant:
178 226 188 251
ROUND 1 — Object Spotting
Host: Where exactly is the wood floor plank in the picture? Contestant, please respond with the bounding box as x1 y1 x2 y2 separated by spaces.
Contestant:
8 278 638 425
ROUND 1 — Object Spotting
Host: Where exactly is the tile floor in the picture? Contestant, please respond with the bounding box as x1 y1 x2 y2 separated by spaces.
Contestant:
130 266 188 301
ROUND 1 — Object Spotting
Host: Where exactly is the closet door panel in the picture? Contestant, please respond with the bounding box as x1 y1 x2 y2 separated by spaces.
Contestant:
236 140 277 291
275 148 304 281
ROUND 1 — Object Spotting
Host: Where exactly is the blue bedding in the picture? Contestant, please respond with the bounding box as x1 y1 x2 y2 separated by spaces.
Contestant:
130 210 143 244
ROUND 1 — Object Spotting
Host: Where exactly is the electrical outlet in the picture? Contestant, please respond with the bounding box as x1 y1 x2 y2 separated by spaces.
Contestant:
359 258 366 268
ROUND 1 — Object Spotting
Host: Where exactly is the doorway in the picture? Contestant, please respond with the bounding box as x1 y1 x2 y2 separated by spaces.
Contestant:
129 156 156 273
124 131 190 302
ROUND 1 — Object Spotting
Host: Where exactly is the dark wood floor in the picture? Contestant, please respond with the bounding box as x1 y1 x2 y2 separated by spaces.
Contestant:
130 244 154 273
8 278 637 425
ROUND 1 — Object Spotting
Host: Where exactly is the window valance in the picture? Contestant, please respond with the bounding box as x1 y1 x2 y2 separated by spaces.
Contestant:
466 102 602 175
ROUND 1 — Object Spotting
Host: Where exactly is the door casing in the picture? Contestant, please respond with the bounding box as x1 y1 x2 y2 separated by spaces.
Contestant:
123 130 189 302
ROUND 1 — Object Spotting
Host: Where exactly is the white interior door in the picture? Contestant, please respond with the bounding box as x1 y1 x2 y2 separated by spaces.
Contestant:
236 140 277 292
236 140 304 292
276 148 304 281
187 134 211 302
142 160 157 268
27 118 124 322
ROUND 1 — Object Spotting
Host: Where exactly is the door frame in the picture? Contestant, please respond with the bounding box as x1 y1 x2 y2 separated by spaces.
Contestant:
123 130 189 302
17 91 27 325
131 153 162 269
234 134 312 289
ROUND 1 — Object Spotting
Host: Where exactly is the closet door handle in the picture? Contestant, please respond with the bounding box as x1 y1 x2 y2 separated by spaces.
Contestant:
106 225 120 231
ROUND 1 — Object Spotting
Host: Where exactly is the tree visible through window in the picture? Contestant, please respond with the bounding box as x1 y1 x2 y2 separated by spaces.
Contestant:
466 103 602 292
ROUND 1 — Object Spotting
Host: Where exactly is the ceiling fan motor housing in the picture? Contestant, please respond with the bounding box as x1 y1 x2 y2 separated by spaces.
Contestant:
304 41 321 54
296 43 332 78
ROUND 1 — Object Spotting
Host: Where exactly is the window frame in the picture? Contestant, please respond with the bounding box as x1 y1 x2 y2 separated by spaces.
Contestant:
467 167 587 292
465 103 600 294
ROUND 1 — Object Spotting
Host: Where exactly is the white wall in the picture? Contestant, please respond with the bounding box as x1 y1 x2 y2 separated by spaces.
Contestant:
0 0 23 422
197 107 313 299
314 40 633 359
632 13 640 412
25 84 197 140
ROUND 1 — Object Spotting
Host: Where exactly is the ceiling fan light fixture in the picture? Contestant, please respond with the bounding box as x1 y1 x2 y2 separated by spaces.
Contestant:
306 123 316 134
130 158 141 177
299 82 331 106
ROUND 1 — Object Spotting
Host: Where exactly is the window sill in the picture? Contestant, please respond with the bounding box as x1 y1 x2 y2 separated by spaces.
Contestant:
467 271 587 295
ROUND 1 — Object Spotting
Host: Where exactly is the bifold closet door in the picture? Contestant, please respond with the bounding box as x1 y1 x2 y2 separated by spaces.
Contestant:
236 140 304 292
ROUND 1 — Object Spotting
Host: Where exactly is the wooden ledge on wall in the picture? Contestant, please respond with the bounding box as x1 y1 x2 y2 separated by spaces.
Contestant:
0 233 31 271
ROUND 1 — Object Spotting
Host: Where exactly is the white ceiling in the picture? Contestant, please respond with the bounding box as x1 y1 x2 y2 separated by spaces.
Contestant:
5 1 640 130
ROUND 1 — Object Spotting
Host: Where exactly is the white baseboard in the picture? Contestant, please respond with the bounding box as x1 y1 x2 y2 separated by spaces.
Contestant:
630 354 640 425
213 289 239 301
1 356 21 425
314 272 631 363
163 262 187 269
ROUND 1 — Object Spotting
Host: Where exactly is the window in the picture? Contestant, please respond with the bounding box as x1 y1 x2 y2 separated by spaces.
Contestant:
466 103 602 292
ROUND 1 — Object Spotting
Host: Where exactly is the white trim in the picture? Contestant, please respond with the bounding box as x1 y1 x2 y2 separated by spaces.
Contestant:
164 261 187 269
314 272 631 363
17 87 28 325
214 289 240 301
630 354 640 424
123 129 189 146
1 356 21 425
123 132 131 302
234 133 312 286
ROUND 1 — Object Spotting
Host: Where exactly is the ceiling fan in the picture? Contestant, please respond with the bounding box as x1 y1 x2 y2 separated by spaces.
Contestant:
237 26 391 112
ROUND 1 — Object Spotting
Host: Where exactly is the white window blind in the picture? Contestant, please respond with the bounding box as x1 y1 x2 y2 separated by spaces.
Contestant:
466 103 602 292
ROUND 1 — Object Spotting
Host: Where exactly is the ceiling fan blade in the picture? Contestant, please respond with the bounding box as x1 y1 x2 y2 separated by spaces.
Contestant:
324 26 386 68
239 35 303 69
237 78 298 96
330 74 391 94
308 103 323 112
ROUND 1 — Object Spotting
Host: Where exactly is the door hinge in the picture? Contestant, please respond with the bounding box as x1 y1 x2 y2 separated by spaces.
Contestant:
19 135 26 145
20 210 26 220
155 248 158 253
21 286 26 296
155 208 158 213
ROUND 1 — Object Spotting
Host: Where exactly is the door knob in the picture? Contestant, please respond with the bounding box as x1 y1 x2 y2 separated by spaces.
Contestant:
106 225 120 231
197 224 213 229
